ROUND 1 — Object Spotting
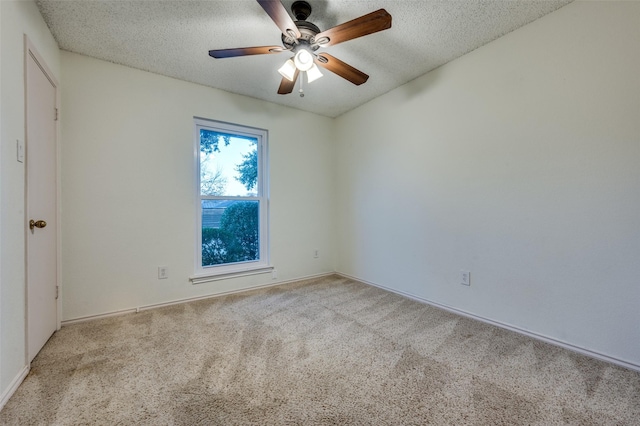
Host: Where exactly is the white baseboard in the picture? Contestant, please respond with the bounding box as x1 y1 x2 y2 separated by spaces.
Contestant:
61 271 335 326
0 365 29 412
337 272 640 373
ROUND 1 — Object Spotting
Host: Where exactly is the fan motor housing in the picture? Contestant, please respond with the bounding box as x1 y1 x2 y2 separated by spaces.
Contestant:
282 1 320 51
282 20 320 50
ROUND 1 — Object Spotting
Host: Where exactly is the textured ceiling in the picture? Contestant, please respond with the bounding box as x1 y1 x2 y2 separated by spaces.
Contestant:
36 0 573 118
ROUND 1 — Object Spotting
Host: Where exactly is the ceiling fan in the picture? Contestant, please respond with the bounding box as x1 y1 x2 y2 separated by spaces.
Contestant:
208 0 392 96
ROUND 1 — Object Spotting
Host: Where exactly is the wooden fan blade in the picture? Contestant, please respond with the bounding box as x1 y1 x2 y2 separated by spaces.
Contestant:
313 9 391 47
209 46 284 59
257 0 301 39
315 53 369 85
277 69 300 94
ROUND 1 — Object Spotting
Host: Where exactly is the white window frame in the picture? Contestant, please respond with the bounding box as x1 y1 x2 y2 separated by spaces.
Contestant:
190 117 271 283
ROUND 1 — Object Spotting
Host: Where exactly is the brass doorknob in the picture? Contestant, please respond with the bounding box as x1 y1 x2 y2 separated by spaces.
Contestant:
29 219 47 230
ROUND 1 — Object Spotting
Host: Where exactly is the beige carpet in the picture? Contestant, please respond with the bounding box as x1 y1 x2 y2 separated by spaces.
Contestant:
1 275 639 425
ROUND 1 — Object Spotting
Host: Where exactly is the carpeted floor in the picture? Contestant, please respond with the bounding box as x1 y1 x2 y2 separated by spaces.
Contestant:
1 275 639 425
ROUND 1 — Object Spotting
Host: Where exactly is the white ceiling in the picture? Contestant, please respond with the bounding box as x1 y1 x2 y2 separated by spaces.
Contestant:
35 0 573 118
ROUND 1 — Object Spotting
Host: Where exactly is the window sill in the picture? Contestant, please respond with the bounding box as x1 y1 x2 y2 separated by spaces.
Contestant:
189 265 274 285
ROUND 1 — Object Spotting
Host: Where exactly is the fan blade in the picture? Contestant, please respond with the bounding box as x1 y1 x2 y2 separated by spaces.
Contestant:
257 0 301 39
277 69 300 94
313 9 391 47
209 46 284 59
315 53 369 85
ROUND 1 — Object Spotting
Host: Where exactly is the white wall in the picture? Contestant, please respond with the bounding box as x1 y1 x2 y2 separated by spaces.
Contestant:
60 52 335 320
335 0 640 368
0 0 60 403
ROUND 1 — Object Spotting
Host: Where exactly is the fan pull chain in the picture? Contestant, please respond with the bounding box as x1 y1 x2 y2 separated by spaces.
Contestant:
299 73 305 97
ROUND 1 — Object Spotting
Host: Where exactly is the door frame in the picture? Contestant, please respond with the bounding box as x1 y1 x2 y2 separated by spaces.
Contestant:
24 36 62 364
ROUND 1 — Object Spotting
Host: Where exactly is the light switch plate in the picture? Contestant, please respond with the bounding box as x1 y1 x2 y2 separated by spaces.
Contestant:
17 140 24 163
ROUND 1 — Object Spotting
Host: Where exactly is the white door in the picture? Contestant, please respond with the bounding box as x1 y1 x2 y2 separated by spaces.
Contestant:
26 43 58 362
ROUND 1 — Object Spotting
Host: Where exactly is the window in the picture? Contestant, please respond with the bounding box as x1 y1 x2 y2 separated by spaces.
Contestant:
192 118 269 281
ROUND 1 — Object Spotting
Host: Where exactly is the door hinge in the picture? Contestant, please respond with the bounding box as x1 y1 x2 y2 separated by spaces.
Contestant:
54 107 59 121
56 285 59 299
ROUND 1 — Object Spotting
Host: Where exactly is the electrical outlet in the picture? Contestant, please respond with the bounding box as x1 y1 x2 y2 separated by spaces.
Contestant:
158 266 168 280
314 249 319 258
460 270 470 286
272 269 278 280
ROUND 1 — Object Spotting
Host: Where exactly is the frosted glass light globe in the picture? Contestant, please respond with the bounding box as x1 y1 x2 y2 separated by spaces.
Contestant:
294 49 314 71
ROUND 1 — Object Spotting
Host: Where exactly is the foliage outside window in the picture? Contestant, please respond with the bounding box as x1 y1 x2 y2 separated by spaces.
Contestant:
194 118 268 277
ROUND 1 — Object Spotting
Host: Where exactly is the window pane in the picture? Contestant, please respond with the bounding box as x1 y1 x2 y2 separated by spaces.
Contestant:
200 129 258 197
195 118 268 274
201 200 260 267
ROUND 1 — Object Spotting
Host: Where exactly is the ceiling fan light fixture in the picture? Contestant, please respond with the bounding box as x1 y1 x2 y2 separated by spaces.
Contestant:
293 49 314 71
209 2 392 96
306 63 323 83
278 59 297 81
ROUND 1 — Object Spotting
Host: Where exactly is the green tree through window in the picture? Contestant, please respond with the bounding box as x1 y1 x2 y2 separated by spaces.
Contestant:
195 121 268 273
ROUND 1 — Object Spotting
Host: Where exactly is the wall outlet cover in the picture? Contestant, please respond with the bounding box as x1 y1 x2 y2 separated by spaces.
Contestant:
158 266 168 279
460 270 470 286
